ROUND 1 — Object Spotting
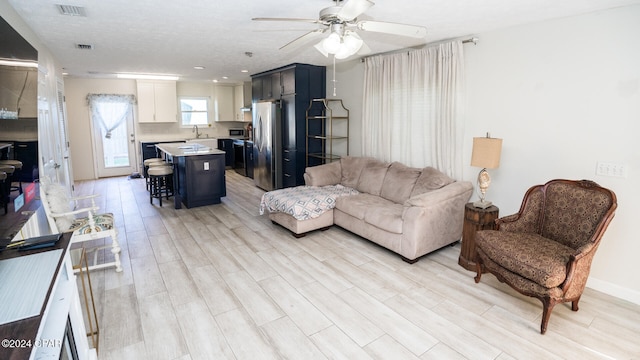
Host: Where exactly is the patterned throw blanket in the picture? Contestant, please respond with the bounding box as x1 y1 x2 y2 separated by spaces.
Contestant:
259 185 359 220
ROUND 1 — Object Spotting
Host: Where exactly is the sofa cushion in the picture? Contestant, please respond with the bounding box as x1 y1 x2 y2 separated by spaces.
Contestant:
476 230 574 288
304 160 342 186
379 162 422 204
340 156 373 188
335 193 393 220
410 166 455 198
364 202 404 234
356 162 390 195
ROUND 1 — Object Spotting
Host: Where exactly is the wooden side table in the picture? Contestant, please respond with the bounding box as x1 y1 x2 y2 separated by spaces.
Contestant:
458 202 499 271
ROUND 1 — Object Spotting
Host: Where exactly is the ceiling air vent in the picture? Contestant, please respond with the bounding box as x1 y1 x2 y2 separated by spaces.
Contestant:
56 4 86 16
75 44 93 50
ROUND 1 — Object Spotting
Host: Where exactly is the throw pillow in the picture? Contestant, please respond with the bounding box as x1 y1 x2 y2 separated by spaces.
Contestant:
356 162 390 195
340 156 374 188
410 166 455 198
380 162 422 204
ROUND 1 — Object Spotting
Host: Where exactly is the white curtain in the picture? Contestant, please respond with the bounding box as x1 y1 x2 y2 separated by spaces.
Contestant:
87 94 135 139
362 40 464 179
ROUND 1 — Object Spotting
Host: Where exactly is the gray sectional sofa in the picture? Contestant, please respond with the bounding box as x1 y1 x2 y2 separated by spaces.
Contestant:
271 156 473 263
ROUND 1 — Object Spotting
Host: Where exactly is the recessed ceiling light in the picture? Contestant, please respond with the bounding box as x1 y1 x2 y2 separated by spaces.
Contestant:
212 79 219 83
194 66 205 70
241 70 249 73
222 76 228 80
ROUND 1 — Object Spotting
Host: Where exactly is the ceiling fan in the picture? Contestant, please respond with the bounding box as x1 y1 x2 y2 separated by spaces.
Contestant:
252 0 428 59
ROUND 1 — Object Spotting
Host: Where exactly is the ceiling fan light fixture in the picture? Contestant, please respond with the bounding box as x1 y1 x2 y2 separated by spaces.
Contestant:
334 47 351 60
322 32 342 54
314 41 329 57
343 32 363 53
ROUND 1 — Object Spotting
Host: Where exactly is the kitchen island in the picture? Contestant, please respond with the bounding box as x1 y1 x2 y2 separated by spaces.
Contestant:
155 143 226 209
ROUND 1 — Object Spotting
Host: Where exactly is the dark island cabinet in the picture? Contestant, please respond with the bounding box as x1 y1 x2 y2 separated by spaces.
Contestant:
176 153 226 208
251 63 326 187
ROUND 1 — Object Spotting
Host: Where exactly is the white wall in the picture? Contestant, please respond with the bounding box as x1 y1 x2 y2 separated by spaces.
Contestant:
334 5 640 304
328 61 365 157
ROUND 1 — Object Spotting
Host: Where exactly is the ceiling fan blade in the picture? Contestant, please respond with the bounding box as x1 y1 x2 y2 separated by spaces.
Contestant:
337 0 374 21
357 20 427 38
252 17 320 24
358 41 372 55
280 29 326 50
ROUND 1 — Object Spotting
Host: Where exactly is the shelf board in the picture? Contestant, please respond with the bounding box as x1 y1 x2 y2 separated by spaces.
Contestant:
307 135 348 140
308 153 342 161
307 116 349 120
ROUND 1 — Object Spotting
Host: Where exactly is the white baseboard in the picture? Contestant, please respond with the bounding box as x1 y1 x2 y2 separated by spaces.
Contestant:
587 277 640 306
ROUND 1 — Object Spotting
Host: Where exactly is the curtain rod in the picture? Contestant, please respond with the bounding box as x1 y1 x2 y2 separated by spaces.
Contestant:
360 37 479 62
462 37 479 45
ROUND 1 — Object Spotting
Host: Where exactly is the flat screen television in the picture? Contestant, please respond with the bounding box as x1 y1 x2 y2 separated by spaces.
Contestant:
0 15 38 241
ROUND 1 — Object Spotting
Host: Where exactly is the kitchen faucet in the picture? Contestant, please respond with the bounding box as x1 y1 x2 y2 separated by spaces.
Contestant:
192 125 201 139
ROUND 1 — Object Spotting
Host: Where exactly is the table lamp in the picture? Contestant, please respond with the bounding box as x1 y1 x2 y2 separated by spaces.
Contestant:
470 134 502 208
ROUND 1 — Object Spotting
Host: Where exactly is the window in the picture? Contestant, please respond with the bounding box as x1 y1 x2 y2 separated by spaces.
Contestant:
179 97 209 126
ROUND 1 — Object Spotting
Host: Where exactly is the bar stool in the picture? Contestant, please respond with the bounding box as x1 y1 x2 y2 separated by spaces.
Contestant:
0 171 7 214
0 159 23 194
144 158 166 191
148 165 174 206
0 164 15 208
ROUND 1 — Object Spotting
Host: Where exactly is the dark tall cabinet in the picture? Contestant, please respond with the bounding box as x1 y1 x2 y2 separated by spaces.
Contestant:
252 63 326 188
13 141 38 182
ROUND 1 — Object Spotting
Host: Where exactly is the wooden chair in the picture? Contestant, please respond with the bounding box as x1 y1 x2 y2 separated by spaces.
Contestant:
40 177 122 272
474 179 617 334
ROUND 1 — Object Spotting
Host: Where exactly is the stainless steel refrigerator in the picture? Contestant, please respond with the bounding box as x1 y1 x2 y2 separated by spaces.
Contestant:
253 100 283 191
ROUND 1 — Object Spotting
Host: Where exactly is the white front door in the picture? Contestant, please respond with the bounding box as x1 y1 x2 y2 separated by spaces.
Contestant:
55 79 73 188
90 95 137 178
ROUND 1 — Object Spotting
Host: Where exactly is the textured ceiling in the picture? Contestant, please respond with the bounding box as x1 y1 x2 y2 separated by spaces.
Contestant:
7 0 640 83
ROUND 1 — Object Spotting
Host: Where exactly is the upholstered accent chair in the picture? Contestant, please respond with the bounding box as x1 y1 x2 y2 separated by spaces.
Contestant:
40 177 122 272
474 179 617 334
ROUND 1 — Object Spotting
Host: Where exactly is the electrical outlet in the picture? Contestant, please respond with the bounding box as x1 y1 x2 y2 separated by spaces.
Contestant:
596 161 628 178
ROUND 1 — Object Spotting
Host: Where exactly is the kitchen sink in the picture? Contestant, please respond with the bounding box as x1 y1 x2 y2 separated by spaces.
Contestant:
185 138 218 149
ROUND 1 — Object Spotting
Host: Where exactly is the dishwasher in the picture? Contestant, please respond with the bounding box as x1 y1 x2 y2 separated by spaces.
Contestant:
232 139 246 176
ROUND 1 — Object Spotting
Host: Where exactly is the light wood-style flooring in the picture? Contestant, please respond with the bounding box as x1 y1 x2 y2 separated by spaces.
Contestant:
75 171 640 360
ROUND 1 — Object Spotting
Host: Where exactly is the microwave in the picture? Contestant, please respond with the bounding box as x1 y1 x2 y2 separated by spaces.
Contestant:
229 128 245 138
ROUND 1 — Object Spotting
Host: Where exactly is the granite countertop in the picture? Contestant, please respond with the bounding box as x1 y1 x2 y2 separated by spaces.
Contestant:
0 138 38 142
156 142 225 157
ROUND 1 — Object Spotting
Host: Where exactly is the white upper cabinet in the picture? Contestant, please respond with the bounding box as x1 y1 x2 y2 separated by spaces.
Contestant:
213 85 234 122
233 83 252 122
234 85 244 121
136 80 177 123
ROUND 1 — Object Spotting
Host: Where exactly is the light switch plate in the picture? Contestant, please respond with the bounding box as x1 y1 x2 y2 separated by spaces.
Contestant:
204 162 209 170
596 161 627 178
